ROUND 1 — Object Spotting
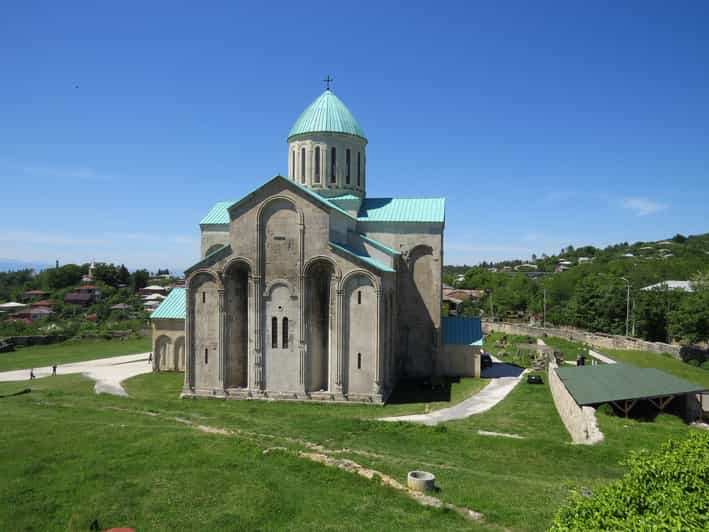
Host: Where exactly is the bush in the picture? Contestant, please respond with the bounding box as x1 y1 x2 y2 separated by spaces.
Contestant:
550 431 709 531
700 360 709 371
688 359 700 367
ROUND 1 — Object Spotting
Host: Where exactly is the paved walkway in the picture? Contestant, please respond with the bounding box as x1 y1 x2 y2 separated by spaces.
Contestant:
0 353 153 396
380 362 526 426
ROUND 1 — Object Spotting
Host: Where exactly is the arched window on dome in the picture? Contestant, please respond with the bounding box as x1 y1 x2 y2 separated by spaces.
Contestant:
292 150 296 180
357 152 361 186
314 146 321 183
330 147 337 183
301 147 306 184
346 149 351 185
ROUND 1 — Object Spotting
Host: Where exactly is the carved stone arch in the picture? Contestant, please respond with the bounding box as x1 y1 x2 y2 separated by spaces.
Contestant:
256 194 304 226
263 278 297 300
303 255 341 280
223 256 254 277
154 334 172 371
340 269 381 293
186 268 222 291
406 244 434 268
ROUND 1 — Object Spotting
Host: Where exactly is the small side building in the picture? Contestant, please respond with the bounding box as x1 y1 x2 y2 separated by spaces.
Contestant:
150 288 186 372
438 316 483 377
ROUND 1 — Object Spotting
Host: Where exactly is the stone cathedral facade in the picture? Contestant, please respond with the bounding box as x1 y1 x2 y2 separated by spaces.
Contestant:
152 88 452 403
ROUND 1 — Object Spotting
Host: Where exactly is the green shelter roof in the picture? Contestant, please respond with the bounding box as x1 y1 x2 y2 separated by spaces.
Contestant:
150 288 185 320
358 197 446 223
288 90 366 140
555 363 708 406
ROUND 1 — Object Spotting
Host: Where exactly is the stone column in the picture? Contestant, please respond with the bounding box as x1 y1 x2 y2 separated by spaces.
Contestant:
299 273 306 387
253 274 263 390
335 287 344 393
373 288 382 393
218 288 226 387
184 301 195 392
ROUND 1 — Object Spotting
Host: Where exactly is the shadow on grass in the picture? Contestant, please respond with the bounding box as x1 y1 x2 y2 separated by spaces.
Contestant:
386 377 457 404
482 363 525 379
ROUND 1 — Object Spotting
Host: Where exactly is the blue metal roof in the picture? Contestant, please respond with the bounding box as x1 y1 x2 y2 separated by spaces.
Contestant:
150 288 186 320
329 241 395 273
288 90 366 140
442 317 483 346
358 197 445 223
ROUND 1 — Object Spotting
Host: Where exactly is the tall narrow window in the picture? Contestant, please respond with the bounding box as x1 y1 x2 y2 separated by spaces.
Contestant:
314 147 320 183
346 149 351 184
282 317 289 348
301 148 306 183
292 150 296 179
358 290 362 305
204 348 208 364
357 152 361 186
271 317 278 348
330 147 336 183
357 352 362 369
202 292 206 304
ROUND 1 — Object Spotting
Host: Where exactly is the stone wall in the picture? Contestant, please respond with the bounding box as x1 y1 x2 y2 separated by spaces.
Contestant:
437 344 481 377
546 356 604 445
481 320 705 360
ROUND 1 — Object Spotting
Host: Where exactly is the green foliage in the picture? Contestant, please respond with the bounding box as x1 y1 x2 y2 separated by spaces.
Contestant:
45 264 84 290
550 431 709 531
451 233 709 344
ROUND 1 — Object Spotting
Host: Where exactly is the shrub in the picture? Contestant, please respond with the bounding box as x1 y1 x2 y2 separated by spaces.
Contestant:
700 360 709 371
550 431 709 531
688 359 700 367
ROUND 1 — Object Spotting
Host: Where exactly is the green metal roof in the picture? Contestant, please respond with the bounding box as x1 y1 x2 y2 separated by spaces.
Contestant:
329 241 395 273
200 200 236 225
150 288 185 320
442 317 483 346
358 233 400 256
555 363 708 406
288 90 366 140
358 197 445 223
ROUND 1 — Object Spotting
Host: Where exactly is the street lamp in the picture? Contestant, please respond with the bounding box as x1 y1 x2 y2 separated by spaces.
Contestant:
620 277 631 337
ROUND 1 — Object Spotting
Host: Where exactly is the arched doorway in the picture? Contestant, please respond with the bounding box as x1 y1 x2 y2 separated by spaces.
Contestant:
305 259 334 392
174 336 185 371
155 335 171 371
224 261 250 388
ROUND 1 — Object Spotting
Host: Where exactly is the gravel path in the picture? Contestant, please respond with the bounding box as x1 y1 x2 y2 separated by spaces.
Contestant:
380 362 526 426
0 353 153 396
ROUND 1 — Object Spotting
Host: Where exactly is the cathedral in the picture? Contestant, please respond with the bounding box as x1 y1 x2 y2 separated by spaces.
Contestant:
151 87 481 403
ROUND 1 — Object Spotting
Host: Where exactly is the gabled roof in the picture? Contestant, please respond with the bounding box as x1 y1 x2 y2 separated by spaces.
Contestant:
150 288 186 320
329 241 395 273
358 197 445 223
288 90 366 140
442 317 483 346
184 244 232 276
200 176 358 227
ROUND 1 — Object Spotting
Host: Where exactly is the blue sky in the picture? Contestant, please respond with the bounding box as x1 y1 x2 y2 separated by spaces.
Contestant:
1 0 707 272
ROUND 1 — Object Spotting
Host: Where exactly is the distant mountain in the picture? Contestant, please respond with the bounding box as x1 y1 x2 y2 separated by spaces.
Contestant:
0 259 52 273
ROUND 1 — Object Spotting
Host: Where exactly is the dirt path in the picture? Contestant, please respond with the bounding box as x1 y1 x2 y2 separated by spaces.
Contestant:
0 353 153 396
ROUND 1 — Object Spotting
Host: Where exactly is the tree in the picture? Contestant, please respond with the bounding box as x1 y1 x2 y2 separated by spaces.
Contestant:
45 264 83 290
131 269 149 291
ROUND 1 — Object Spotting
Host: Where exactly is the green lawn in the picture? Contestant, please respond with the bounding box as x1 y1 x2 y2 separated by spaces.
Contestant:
0 364 700 531
541 336 589 362
602 348 709 388
0 337 151 371
483 332 539 367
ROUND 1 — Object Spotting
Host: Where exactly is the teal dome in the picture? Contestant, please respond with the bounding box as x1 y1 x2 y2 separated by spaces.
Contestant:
288 90 366 141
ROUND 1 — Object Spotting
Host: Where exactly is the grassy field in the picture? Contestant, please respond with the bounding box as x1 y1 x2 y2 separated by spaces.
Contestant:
0 361 700 531
483 332 539 367
541 336 589 362
0 337 151 372
602 348 709 387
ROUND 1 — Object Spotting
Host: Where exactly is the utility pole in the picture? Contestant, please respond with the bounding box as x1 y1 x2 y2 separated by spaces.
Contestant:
621 277 631 337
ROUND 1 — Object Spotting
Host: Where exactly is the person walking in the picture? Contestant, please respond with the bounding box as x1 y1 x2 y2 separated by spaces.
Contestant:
52 364 57 376
148 352 152 365
30 369 35 379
